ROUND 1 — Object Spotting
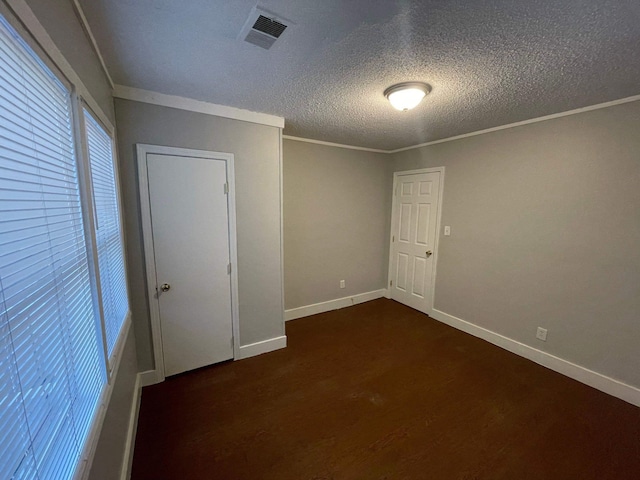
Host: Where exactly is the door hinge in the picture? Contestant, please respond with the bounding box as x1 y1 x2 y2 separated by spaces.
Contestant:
224 182 229 194
390 280 393 287
392 235 395 242
227 263 232 275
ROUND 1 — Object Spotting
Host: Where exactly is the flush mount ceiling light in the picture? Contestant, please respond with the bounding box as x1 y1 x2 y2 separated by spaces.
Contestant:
384 82 431 111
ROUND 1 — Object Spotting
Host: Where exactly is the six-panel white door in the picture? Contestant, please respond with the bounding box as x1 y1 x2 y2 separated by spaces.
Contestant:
146 153 234 376
389 171 442 313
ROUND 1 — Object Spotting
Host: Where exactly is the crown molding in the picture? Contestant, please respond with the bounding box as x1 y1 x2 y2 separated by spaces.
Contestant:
389 94 640 154
282 135 388 153
113 85 285 129
70 0 114 89
287 94 640 154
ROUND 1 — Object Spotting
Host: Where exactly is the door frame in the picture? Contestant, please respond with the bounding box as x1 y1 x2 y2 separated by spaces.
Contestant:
137 144 240 383
387 167 445 315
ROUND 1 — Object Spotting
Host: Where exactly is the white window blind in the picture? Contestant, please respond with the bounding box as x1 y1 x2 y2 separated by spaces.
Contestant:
0 15 104 480
83 109 129 357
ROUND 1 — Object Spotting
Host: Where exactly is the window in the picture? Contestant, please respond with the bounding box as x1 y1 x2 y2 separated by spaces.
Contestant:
0 13 128 480
83 108 129 357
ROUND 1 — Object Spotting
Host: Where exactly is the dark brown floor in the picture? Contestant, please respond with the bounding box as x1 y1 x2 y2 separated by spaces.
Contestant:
131 299 640 479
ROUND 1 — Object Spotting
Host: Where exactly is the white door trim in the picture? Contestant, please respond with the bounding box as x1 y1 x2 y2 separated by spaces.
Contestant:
137 144 240 384
387 167 445 315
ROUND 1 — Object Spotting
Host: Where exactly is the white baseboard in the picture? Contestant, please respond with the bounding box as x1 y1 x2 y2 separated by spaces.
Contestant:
285 289 388 321
138 369 162 387
119 373 143 480
138 332 290 383
238 335 287 360
430 309 640 408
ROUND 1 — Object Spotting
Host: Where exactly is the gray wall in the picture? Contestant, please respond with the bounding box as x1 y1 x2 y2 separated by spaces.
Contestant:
89 326 138 480
392 101 640 388
115 99 284 370
25 0 115 122
283 140 393 309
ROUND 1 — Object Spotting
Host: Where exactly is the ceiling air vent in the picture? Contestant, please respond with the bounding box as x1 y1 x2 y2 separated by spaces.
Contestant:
239 6 291 50
253 15 287 38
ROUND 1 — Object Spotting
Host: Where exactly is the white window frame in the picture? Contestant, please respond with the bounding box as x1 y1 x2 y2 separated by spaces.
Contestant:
0 1 132 478
76 99 131 377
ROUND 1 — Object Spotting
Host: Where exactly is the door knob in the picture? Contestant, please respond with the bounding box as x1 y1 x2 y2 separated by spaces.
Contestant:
160 283 171 292
426 250 433 258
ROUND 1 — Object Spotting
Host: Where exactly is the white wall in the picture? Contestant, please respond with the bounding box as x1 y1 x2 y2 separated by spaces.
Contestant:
392 100 640 390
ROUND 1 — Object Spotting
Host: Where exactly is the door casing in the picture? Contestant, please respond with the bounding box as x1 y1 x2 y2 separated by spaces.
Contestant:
137 144 240 384
387 167 445 315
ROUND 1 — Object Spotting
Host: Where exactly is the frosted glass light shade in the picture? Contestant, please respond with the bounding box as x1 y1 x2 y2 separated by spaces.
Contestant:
384 82 431 111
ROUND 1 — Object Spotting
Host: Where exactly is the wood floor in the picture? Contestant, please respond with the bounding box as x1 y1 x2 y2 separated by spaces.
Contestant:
131 299 640 479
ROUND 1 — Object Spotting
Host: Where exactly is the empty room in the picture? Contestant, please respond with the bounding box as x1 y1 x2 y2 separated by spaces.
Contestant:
0 0 639 479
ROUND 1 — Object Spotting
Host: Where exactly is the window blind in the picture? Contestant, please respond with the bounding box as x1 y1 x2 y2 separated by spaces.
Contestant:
84 109 129 357
0 15 104 480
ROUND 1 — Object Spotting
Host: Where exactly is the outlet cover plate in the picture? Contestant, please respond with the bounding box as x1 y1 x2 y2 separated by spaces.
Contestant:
536 327 548 341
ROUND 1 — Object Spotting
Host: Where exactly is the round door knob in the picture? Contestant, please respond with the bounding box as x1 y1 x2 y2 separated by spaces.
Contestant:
160 283 171 292
426 250 433 257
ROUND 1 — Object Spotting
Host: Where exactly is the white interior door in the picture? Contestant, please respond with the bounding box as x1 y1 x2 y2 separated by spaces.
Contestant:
389 170 442 313
146 153 234 376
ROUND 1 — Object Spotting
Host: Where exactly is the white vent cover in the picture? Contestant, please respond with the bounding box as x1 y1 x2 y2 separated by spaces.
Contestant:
238 6 292 50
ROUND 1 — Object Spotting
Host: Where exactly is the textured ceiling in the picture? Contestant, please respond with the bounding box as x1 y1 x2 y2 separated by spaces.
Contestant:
79 0 640 151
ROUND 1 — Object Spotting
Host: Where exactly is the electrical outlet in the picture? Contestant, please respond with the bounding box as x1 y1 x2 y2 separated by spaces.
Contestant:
340 280 345 289
536 327 548 341
444 226 451 236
